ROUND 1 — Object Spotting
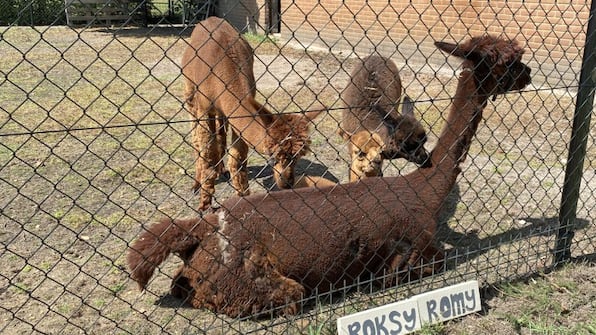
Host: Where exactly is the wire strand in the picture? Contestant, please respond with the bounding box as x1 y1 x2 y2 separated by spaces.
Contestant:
0 85 578 138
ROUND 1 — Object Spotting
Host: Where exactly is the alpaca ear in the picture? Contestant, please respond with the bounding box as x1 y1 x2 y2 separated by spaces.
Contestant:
371 132 384 146
435 41 481 61
337 128 351 141
435 41 460 56
402 95 414 116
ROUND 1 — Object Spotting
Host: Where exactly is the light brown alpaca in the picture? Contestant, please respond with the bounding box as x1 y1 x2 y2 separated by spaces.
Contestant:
182 17 321 211
346 96 423 181
293 174 337 188
348 130 385 181
128 35 531 317
339 54 430 181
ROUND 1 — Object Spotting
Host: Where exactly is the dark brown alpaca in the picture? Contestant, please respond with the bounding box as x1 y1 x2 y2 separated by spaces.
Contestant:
128 35 531 317
339 54 430 181
182 17 320 211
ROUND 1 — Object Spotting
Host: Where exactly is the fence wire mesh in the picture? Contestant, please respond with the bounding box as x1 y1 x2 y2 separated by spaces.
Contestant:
0 0 594 334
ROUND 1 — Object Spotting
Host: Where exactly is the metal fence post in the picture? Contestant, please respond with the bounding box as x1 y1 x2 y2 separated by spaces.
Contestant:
555 0 596 264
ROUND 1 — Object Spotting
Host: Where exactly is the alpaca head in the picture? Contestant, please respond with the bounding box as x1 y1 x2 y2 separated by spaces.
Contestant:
267 110 322 188
350 130 384 179
382 96 430 167
435 35 531 97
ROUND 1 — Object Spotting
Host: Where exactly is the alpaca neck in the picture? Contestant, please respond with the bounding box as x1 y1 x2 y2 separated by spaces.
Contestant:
224 98 274 154
425 69 490 201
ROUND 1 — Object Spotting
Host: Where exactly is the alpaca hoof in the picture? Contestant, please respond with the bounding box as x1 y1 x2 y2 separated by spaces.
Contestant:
236 189 250 197
273 278 305 316
217 170 230 181
200 205 219 215
192 182 201 195
197 202 215 213
282 302 299 316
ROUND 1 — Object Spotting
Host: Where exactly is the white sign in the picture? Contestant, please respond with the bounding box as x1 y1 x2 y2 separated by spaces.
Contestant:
337 281 481 335
416 281 481 324
336 298 421 335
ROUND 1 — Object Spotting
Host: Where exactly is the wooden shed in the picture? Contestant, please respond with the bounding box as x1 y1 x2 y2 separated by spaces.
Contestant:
64 0 145 26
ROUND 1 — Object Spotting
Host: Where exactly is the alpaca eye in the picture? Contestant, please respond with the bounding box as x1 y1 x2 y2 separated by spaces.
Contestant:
357 151 366 158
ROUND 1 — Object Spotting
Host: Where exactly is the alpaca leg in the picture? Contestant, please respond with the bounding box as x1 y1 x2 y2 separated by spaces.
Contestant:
410 243 445 279
227 130 250 196
402 249 426 281
382 240 414 287
182 243 305 317
190 116 205 192
183 80 196 111
170 265 193 302
385 245 443 286
187 276 223 312
217 271 304 317
265 275 305 316
350 160 362 182
185 81 205 193
174 247 226 312
242 245 305 316
191 114 219 211
214 116 227 177
348 142 361 182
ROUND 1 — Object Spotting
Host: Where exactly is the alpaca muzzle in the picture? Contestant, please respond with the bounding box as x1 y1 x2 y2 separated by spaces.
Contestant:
381 144 431 167
411 147 431 167
494 61 532 95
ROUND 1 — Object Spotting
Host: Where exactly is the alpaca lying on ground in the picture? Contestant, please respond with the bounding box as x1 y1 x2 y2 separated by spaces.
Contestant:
339 54 429 181
128 35 531 318
182 17 320 211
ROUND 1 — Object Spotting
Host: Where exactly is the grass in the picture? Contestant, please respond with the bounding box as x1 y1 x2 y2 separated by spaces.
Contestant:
10 282 30 294
416 323 446 335
60 208 93 231
501 280 564 315
306 322 334 335
474 265 596 335
109 281 127 295
38 261 54 272
243 32 278 45
93 298 107 309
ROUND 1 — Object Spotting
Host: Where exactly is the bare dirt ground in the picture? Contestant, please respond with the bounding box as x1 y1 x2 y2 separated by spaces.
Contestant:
0 26 594 334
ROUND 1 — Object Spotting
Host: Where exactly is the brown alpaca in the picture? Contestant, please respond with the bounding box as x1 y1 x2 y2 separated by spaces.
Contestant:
339 54 430 181
128 35 531 317
182 17 321 211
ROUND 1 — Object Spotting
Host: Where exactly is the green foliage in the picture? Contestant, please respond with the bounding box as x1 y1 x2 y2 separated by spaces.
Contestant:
0 0 67 25
243 32 278 45
416 322 446 335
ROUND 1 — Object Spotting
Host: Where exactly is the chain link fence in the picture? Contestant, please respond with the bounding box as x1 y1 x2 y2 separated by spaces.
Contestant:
1 0 594 334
